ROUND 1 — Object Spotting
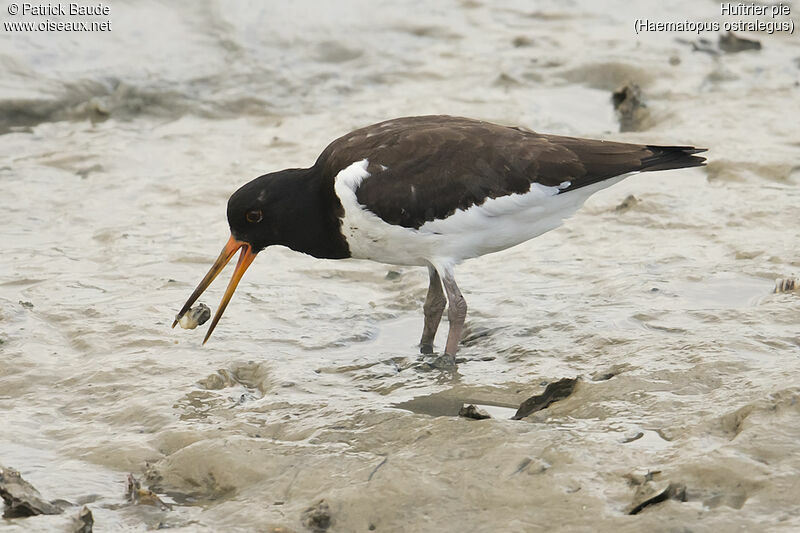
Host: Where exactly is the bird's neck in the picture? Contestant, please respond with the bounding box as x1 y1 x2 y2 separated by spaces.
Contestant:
273 167 350 260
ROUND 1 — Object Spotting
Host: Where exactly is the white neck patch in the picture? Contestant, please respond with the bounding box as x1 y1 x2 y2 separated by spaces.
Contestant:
334 159 370 193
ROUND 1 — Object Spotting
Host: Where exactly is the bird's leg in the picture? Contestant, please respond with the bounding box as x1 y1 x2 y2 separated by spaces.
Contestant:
441 267 467 359
419 265 446 354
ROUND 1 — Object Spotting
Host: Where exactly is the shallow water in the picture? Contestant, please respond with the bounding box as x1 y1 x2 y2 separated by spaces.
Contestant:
1 0 799 531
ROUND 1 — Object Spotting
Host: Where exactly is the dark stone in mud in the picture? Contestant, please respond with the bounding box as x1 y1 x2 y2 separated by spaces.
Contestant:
76 164 103 179
591 364 628 381
512 36 533 47
459 404 492 420
0 464 63 517
302 499 332 532
73 505 94 533
494 73 522 88
125 473 171 510
384 270 401 280
615 194 639 211
512 377 578 420
719 31 761 53
611 82 648 132
513 457 550 475
621 431 644 444
628 480 687 515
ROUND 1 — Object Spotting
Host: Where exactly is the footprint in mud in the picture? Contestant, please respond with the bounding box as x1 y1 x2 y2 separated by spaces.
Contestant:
315 357 420 395
174 362 272 421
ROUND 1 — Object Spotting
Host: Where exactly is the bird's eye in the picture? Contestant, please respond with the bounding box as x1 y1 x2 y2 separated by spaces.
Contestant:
246 209 262 223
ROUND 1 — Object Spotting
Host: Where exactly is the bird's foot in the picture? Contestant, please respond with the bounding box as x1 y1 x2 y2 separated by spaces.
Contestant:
428 352 457 370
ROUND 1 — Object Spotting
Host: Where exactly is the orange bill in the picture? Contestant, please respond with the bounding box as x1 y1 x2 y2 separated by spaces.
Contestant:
172 235 257 344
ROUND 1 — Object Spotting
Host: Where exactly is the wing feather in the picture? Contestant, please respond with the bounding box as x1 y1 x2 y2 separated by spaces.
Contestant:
316 115 705 229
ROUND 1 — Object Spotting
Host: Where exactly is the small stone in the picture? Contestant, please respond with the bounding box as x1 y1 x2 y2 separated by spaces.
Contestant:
494 73 521 88
621 431 644 443
591 371 616 381
611 82 649 132
302 499 332 532
719 31 761 53
0 465 63 517
72 506 94 533
627 479 687 515
458 404 492 420
512 36 533 47
384 270 401 280
125 474 171 510
615 194 639 211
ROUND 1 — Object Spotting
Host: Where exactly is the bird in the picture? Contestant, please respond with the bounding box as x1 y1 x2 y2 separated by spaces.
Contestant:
172 115 706 365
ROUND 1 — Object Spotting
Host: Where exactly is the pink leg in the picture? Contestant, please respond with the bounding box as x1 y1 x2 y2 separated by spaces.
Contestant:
419 265 446 354
441 267 467 359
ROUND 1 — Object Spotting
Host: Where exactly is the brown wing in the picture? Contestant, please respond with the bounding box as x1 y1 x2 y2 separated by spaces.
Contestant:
315 115 706 229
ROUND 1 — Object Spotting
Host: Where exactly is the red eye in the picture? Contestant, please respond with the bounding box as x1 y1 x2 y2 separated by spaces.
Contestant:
246 209 262 223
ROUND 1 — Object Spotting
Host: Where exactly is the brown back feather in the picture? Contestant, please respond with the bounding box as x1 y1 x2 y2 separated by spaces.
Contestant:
315 115 706 228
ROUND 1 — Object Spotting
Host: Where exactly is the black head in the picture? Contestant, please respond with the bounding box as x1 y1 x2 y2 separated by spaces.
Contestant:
227 169 306 253
172 169 305 344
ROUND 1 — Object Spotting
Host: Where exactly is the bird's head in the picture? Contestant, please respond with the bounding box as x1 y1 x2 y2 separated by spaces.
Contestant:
172 173 285 344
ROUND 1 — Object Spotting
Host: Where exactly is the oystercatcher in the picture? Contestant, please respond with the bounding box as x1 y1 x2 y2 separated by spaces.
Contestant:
173 115 705 363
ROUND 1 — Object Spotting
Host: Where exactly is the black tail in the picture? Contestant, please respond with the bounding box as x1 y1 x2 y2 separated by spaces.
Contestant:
640 145 707 172
541 134 707 194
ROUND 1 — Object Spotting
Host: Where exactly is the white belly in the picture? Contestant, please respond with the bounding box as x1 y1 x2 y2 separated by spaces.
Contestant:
333 159 631 267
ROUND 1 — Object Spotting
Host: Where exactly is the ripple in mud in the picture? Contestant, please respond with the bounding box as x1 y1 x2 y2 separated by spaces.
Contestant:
395 387 518 418
395 380 578 420
174 362 271 420
313 41 362 63
561 61 653 91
